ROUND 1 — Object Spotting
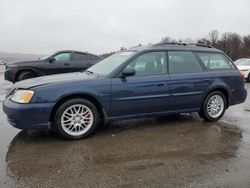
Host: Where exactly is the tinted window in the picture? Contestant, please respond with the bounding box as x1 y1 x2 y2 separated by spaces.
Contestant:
53 53 71 61
127 52 167 76
169 51 203 74
196 52 234 69
72 53 89 61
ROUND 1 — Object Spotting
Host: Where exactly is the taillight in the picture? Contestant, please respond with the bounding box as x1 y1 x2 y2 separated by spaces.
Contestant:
240 71 245 80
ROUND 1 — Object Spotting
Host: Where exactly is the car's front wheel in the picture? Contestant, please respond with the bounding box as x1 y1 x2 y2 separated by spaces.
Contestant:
17 70 36 81
53 98 99 140
199 91 226 122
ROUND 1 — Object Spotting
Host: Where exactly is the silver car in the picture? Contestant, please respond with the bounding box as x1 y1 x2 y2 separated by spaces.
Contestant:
235 58 250 82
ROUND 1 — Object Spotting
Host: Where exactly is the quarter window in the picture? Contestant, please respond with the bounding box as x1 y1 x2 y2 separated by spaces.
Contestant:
127 52 167 76
53 53 71 61
196 52 234 69
168 51 203 74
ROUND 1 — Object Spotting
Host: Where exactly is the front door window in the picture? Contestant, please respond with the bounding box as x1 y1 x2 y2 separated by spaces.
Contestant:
127 51 167 76
53 53 71 61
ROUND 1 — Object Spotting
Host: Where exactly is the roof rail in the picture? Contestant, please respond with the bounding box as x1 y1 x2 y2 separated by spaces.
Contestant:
153 42 213 48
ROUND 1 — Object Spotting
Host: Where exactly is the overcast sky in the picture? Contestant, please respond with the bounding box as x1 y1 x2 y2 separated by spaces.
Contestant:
0 0 250 55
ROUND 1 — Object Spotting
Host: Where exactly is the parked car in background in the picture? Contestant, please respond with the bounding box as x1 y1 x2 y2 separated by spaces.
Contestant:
4 50 102 83
0 60 6 65
234 58 249 65
234 58 250 82
3 43 247 140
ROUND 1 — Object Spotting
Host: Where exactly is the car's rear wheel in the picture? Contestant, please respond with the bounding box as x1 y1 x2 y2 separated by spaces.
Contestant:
17 70 36 81
53 98 99 140
199 91 226 122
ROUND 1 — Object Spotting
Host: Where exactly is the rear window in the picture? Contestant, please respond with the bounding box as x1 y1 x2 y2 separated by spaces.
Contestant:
196 52 234 70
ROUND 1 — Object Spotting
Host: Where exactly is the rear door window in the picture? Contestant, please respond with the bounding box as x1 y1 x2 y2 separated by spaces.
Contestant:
196 52 235 70
168 51 203 74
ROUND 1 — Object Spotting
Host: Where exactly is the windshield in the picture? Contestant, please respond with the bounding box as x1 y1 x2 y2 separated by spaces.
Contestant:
87 51 135 76
237 59 250 66
39 55 51 60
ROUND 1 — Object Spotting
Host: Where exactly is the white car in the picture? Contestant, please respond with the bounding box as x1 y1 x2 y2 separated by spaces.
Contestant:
235 58 250 82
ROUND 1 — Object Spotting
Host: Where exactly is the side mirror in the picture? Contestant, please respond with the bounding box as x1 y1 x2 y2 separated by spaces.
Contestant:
121 68 136 78
47 57 56 63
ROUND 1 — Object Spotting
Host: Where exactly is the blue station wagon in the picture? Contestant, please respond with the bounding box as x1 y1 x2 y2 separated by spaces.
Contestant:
3 43 247 140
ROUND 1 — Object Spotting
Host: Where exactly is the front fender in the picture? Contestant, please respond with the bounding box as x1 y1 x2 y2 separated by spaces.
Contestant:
30 79 111 116
16 66 44 77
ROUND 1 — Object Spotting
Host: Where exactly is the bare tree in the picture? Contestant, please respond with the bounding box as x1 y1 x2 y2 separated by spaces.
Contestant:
161 36 176 43
242 35 250 57
208 30 219 46
197 38 211 45
217 32 242 60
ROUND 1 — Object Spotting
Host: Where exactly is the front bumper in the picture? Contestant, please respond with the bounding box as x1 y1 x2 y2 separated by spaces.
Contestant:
2 99 55 130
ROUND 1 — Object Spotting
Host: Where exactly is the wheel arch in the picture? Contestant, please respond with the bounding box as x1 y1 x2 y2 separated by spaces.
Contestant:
15 68 38 81
49 93 106 123
203 87 230 108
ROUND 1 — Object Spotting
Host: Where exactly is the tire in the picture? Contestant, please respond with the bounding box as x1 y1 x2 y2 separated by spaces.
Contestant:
17 70 36 81
199 91 226 122
53 98 99 140
198 111 205 119
247 73 250 82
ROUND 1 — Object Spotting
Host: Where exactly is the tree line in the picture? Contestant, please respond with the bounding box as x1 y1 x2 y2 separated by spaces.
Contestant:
100 30 250 61
162 30 250 61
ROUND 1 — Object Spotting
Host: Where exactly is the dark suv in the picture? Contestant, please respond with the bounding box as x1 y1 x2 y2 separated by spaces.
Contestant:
3 43 247 140
4 50 102 82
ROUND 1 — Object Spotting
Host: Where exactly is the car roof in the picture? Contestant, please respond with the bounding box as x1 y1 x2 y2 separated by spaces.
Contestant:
54 50 101 58
128 43 223 53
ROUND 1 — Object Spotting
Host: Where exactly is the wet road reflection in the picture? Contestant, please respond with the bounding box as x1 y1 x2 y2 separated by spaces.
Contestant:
5 114 242 187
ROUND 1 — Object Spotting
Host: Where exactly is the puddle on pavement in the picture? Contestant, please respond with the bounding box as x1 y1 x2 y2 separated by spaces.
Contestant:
3 114 243 187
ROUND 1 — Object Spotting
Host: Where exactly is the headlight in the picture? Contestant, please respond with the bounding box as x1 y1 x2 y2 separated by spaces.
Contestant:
11 90 34 104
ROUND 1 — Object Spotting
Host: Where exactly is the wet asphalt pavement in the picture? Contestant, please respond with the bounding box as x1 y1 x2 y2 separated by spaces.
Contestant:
0 65 250 187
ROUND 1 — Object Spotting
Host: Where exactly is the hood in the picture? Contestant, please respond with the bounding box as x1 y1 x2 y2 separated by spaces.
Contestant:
6 59 43 67
12 72 98 89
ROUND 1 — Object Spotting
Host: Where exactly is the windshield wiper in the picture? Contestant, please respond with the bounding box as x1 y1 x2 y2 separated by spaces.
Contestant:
86 70 93 75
